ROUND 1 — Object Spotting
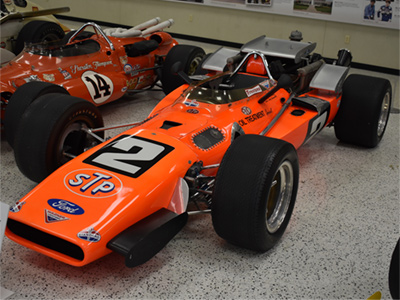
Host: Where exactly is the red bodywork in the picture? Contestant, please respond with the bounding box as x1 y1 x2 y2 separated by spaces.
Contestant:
0 22 177 126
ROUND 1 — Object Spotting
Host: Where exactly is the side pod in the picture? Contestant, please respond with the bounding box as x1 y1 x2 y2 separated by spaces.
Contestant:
107 209 188 268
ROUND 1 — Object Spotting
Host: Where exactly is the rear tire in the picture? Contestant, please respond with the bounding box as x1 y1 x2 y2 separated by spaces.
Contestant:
212 135 299 252
14 94 104 183
161 45 205 95
15 20 65 54
4 82 69 148
334 74 392 148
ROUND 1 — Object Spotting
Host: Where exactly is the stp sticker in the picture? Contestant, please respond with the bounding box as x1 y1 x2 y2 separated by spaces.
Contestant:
64 169 123 198
81 71 114 104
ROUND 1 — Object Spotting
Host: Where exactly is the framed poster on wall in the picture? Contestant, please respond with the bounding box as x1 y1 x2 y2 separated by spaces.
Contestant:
162 0 399 30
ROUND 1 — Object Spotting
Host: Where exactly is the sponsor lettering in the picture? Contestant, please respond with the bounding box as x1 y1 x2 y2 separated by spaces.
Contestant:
92 61 113 69
64 169 123 198
70 61 113 74
241 106 252 115
119 55 128 65
78 227 101 242
124 64 141 76
47 199 84 215
9 201 25 213
127 78 138 89
238 110 266 126
184 99 199 107
43 74 55 82
70 63 92 74
260 79 275 89
45 209 70 223
187 109 199 114
58 68 72 80
245 85 262 97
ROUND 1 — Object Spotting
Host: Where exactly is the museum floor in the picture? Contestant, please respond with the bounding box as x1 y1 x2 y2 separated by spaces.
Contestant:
1 25 399 299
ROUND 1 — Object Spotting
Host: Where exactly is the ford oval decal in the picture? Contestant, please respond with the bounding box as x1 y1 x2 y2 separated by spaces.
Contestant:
47 199 85 215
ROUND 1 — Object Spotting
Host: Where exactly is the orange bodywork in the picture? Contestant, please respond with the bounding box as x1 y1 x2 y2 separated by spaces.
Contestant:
6 59 343 266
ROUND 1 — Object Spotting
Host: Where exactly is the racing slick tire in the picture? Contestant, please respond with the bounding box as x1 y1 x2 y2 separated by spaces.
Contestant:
14 94 104 183
4 82 69 148
334 74 392 148
14 20 65 54
161 45 205 95
212 135 299 252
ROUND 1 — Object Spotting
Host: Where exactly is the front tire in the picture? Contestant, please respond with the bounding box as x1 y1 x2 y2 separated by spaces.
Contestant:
212 135 299 252
4 82 69 148
14 94 104 183
334 74 392 148
161 45 205 95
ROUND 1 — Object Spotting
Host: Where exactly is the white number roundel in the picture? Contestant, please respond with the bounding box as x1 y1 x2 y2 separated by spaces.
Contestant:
82 71 114 104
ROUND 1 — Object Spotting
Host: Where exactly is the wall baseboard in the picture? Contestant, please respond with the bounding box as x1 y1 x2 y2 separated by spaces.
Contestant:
57 15 400 76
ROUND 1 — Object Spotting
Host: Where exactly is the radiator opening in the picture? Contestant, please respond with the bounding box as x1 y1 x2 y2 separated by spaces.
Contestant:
7 219 84 261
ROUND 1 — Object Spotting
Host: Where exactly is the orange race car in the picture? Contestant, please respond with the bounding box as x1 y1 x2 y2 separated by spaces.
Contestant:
5 35 392 267
0 19 205 146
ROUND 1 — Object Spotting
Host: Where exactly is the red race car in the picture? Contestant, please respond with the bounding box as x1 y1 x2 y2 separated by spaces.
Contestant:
5 35 391 267
0 19 205 146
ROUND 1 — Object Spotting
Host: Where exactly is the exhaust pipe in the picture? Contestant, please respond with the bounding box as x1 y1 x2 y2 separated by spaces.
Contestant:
141 19 174 36
132 17 161 30
104 17 162 38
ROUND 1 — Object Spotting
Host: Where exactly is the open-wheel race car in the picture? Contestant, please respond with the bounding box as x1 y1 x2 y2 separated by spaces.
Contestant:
5 35 392 267
0 18 205 146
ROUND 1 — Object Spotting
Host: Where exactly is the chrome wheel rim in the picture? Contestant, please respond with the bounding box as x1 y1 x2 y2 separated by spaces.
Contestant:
266 160 294 233
188 55 203 75
377 90 391 137
57 122 95 164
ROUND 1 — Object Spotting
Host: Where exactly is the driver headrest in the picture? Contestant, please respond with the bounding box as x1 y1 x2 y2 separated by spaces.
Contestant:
246 56 267 76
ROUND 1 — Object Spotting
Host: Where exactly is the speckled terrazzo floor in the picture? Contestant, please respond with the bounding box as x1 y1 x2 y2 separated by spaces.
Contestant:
1 37 399 299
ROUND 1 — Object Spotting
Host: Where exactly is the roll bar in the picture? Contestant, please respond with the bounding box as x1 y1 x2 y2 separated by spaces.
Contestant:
67 22 115 51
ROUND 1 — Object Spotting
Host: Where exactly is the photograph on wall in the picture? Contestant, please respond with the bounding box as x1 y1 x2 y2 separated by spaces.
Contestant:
211 0 245 4
175 0 204 3
247 0 272 6
293 0 332 14
364 0 394 22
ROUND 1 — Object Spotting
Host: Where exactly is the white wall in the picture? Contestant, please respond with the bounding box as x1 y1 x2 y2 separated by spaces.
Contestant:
35 0 399 70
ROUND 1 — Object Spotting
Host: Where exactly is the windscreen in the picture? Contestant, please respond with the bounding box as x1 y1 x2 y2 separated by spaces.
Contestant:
24 39 100 57
182 73 272 104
